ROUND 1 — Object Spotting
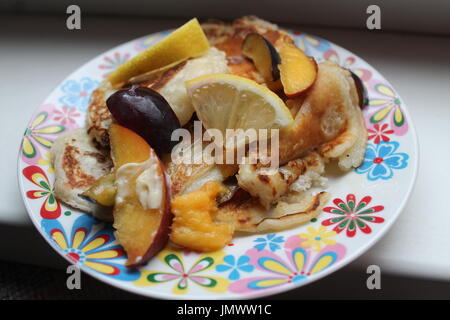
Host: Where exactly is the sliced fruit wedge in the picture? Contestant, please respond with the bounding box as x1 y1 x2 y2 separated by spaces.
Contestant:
108 18 209 86
279 43 318 97
79 172 116 207
242 33 281 82
109 124 172 268
186 74 293 142
107 87 180 155
127 59 187 85
349 70 368 109
109 123 152 168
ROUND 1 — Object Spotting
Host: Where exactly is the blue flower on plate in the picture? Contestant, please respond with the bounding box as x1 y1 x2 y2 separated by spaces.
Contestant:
59 77 99 112
253 234 285 252
356 141 409 181
216 255 254 280
41 214 140 281
290 31 331 56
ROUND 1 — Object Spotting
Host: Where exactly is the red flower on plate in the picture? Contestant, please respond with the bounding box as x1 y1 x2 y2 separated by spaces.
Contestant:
23 165 61 219
367 123 394 144
322 194 384 237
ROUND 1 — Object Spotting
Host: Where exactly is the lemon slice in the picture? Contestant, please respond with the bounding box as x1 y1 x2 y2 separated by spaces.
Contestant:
108 18 209 86
186 74 293 136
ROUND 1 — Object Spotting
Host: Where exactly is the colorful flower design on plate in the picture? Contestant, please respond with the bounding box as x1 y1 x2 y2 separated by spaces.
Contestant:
23 165 61 219
59 77 99 112
41 214 140 281
356 141 409 181
290 31 330 56
134 249 229 295
21 107 65 164
323 49 372 81
98 52 130 78
299 226 337 251
52 105 81 129
368 83 408 135
367 123 394 144
322 194 384 237
229 234 346 294
216 255 254 280
253 234 285 252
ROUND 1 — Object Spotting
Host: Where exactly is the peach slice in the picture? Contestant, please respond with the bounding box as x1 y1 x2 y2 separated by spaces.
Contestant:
279 43 318 97
110 124 172 267
109 123 151 168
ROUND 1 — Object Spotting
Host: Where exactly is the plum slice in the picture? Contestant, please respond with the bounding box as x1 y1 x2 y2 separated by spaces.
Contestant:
242 33 281 82
349 70 369 109
106 86 180 155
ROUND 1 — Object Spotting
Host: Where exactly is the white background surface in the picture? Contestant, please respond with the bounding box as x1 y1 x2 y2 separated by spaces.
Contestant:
1 14 449 281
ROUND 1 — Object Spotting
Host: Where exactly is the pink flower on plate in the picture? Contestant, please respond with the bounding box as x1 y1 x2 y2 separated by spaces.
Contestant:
229 235 346 294
53 105 80 129
367 123 394 144
98 52 130 78
323 49 372 81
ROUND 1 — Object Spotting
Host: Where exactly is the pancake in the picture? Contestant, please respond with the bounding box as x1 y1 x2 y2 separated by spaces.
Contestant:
216 190 329 232
277 61 367 168
51 128 113 221
237 152 325 209
86 80 116 148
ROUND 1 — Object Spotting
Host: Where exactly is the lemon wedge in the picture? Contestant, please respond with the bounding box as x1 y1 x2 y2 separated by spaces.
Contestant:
108 18 210 86
186 74 293 136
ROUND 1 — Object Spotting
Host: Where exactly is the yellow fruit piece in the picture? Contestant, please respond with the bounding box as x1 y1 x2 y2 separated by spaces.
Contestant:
186 74 293 135
109 124 151 168
170 181 234 252
108 18 210 85
279 43 318 97
80 172 116 207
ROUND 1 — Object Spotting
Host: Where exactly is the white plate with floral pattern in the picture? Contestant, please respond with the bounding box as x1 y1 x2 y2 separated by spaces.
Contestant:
18 28 418 299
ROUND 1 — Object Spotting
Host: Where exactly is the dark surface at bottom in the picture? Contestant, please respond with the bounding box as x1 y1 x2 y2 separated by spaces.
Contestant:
1 259 449 300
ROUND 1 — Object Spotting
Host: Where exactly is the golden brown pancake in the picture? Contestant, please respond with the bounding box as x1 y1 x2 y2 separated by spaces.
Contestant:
273 61 367 168
51 128 113 221
216 190 330 232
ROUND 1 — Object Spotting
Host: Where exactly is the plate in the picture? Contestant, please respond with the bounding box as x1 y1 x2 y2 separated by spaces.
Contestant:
18 28 418 299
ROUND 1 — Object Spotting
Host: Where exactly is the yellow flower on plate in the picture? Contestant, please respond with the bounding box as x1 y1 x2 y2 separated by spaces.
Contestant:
134 248 229 295
299 226 337 251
